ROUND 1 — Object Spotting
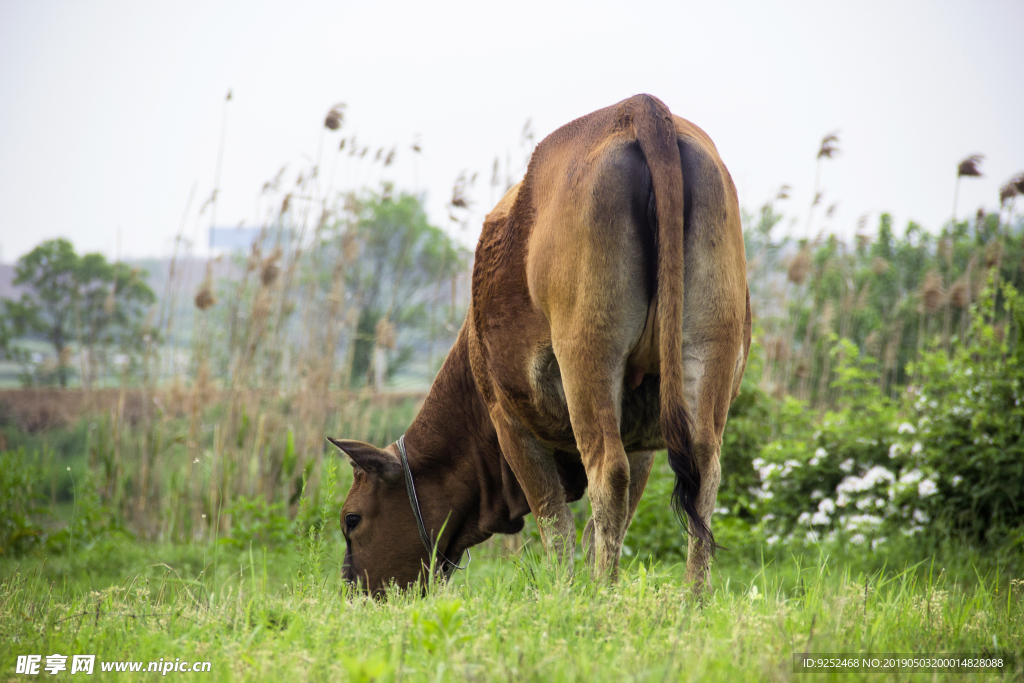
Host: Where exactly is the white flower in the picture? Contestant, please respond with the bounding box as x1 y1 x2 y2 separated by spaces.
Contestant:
850 533 866 545
917 479 938 497
837 476 861 494
951 475 963 487
899 469 923 486
875 498 886 508
818 498 836 514
897 422 916 434
810 447 827 466
752 457 765 470
911 442 923 455
66 467 71 471
194 458 200 464
837 491 850 507
913 509 930 523
864 466 896 487
871 536 887 551
766 535 780 546
888 443 903 458
856 497 876 510
844 514 883 531
761 513 776 522
798 512 812 525
840 458 855 473
714 506 728 515
811 510 831 525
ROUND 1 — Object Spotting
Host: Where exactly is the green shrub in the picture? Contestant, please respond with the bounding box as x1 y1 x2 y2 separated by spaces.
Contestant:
46 469 131 553
0 449 48 556
753 339 903 549
906 280 1024 544
752 281 1024 552
220 496 292 551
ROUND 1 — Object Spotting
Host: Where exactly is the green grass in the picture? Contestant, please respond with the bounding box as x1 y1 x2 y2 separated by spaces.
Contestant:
2 538 1022 682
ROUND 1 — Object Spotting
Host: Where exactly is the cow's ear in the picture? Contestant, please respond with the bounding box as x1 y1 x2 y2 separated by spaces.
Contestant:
327 438 401 483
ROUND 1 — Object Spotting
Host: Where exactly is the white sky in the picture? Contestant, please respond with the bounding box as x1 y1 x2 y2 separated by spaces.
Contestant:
1 0 1022 262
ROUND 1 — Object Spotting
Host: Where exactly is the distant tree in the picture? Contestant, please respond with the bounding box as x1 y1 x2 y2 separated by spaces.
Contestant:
2 238 156 387
342 190 467 386
75 253 157 384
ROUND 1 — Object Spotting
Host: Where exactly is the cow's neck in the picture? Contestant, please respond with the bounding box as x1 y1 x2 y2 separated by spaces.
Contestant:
402 324 527 558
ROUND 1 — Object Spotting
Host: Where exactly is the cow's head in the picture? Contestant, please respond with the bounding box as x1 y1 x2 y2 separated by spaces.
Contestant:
328 437 432 596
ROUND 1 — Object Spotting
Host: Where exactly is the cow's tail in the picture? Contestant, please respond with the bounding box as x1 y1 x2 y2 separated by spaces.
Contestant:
630 95 716 552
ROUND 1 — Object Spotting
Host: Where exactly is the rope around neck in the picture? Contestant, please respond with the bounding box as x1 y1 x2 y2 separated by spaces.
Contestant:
396 435 470 576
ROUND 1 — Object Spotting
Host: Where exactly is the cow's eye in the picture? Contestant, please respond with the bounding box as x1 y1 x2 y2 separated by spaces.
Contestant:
345 514 361 533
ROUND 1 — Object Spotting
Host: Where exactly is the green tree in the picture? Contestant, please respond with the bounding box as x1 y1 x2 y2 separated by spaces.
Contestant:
75 253 157 385
343 190 467 385
2 238 156 387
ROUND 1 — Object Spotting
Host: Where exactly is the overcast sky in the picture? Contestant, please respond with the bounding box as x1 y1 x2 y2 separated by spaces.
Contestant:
1 0 1022 263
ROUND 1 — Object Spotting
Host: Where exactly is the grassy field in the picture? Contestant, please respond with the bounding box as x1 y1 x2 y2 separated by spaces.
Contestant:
2 533 1021 682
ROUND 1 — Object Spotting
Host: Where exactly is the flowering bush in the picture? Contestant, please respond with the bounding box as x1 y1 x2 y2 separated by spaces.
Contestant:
906 281 1024 544
751 340 910 549
752 281 1024 551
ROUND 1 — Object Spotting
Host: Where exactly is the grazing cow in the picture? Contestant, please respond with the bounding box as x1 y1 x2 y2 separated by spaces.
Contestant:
330 94 750 596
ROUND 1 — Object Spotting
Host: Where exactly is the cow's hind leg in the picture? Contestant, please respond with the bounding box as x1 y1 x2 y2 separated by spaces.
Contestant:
584 450 655 568
566 385 628 579
553 338 636 580
681 342 740 592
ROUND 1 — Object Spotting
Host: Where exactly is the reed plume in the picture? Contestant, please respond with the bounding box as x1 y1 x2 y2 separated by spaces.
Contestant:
194 265 216 311
1000 172 1024 206
920 271 945 314
953 153 984 223
324 102 346 131
805 131 840 236
949 277 968 308
788 248 812 285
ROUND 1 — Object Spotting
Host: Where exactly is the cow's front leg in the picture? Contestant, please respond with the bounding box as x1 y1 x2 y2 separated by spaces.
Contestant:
491 405 575 564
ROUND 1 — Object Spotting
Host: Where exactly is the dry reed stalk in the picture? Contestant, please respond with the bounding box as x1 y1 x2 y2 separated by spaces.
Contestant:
941 261 956 353
985 239 1002 269
295 238 350 476
805 132 840 237
865 330 881 358
813 301 835 408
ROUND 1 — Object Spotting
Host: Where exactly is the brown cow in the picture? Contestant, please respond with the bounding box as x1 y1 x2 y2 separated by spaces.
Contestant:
330 94 750 596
